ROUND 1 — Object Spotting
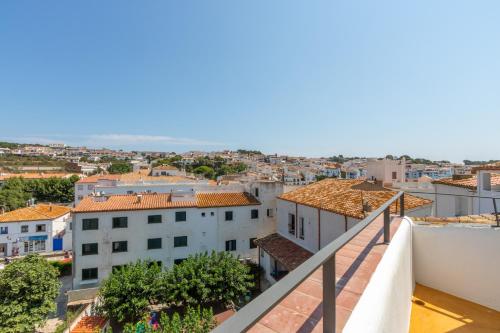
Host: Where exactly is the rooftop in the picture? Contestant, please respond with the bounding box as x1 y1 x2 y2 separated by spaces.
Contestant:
255 233 314 271
432 174 500 190
0 204 71 223
73 192 260 213
279 179 432 219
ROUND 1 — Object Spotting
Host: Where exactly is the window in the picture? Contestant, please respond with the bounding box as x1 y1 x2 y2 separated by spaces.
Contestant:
148 215 162 224
112 241 128 253
251 209 259 219
36 224 46 232
174 258 186 265
249 238 257 249
392 171 397 180
0 227 8 235
77 185 83 191
148 238 162 249
82 243 98 255
201 212 206 217
267 208 274 217
225 240 236 251
82 218 98 230
175 211 187 222
127 190 134 194
210 212 215 216
254 188 259 197
82 268 98 281
225 211 233 221
88 185 94 190
161 171 167 176
299 217 305 240
112 217 128 228
288 213 296 235
174 236 188 247
21 225 29 233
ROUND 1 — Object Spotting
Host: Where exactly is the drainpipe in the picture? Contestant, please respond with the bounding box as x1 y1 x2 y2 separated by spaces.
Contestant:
317 208 321 251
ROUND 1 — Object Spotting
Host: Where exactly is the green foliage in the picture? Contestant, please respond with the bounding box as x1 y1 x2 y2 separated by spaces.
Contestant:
236 149 262 155
0 175 79 211
49 260 72 276
315 175 328 181
0 254 61 333
160 251 254 307
193 166 215 179
97 261 163 323
108 161 133 174
123 306 216 333
0 142 20 149
463 159 499 166
152 155 182 167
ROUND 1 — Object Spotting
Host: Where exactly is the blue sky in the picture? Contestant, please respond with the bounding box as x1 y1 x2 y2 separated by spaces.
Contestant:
1 1 499 162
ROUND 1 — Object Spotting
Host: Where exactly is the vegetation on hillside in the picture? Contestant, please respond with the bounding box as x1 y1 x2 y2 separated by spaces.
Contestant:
463 159 499 165
0 254 61 333
108 161 133 174
153 155 247 179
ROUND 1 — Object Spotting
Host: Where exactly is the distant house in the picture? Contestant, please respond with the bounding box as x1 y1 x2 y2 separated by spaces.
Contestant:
151 165 182 177
0 204 72 257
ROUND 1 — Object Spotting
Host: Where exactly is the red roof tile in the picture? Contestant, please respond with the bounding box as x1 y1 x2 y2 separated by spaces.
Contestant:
255 233 313 271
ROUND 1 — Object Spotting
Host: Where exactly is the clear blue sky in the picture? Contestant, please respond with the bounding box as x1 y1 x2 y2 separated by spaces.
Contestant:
1 1 499 162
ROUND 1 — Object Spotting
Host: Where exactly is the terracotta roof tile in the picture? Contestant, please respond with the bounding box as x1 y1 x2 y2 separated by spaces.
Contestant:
279 179 432 219
73 192 260 213
432 174 500 190
255 233 313 271
0 204 71 223
153 165 178 171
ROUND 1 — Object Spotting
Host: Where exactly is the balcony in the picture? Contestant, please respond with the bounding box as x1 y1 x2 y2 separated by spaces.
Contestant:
213 192 500 333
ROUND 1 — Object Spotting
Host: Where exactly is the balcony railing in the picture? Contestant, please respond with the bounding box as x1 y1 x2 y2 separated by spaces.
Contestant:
212 191 405 333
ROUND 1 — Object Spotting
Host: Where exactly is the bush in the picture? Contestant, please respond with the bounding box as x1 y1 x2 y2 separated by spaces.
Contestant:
97 261 162 323
123 306 216 333
50 260 72 276
160 251 254 307
0 254 61 332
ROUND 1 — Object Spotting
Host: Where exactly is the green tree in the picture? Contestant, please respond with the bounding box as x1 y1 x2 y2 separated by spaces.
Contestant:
161 251 254 307
0 254 61 333
193 166 215 179
108 161 133 174
97 261 162 323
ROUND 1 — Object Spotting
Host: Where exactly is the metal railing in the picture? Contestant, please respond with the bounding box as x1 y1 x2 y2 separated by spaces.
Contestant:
213 191 405 333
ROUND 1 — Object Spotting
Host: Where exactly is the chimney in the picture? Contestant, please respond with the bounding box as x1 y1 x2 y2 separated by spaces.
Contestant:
137 194 143 203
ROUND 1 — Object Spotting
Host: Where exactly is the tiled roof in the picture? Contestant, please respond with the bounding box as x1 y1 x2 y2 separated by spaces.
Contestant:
255 233 313 271
0 204 71 223
472 162 500 173
432 174 500 190
76 174 121 183
413 214 498 225
76 171 197 184
73 192 260 213
71 316 107 333
279 179 432 219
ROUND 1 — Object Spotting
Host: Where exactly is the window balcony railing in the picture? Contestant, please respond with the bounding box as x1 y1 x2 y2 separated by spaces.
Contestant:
212 192 405 333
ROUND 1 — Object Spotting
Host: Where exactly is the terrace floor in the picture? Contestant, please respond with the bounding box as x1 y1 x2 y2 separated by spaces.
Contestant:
248 215 403 333
410 284 500 333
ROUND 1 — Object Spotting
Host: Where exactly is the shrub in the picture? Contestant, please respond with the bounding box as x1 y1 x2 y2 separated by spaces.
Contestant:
50 260 72 276
160 251 254 307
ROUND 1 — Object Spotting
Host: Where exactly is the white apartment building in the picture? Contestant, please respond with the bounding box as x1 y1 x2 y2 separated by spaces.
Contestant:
150 165 184 177
0 204 72 257
72 184 282 289
255 179 432 284
366 158 406 186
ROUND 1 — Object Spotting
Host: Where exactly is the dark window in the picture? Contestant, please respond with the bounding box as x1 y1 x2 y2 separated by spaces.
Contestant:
82 268 98 280
225 240 236 251
148 215 162 224
210 212 215 216
174 258 186 265
147 238 162 249
0 227 7 234
21 225 29 233
112 217 128 228
174 236 188 247
288 213 296 235
82 218 98 230
36 224 46 232
392 171 397 180
112 241 128 253
255 188 259 197
82 243 98 255
175 211 187 222
251 209 259 219
201 212 206 217
249 238 257 249
225 211 233 221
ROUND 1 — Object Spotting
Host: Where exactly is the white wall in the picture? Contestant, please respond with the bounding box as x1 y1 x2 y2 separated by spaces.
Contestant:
413 223 500 311
343 218 414 333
